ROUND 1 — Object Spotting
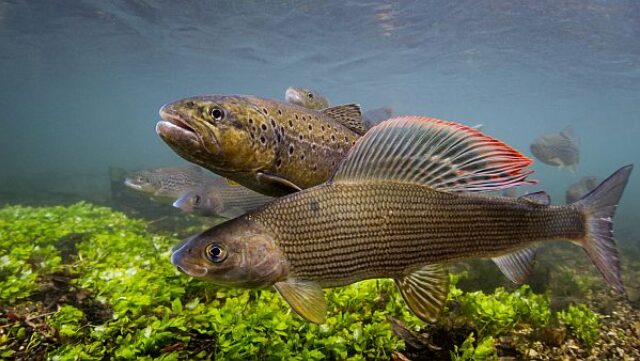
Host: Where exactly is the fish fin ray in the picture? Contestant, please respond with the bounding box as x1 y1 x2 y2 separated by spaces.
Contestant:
492 247 536 284
519 191 551 205
256 172 302 193
274 279 326 324
575 165 633 293
395 264 449 322
331 116 536 192
322 104 366 135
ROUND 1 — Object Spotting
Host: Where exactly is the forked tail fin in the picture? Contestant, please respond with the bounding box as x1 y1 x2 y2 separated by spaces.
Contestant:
575 165 633 293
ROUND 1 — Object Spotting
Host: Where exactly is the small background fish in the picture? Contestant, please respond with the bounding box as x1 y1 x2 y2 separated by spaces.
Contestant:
124 165 214 202
285 86 394 130
173 177 273 219
530 127 580 172
566 176 599 203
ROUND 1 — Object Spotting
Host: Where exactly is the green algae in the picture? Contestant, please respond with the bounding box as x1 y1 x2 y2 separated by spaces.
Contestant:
0 202 607 360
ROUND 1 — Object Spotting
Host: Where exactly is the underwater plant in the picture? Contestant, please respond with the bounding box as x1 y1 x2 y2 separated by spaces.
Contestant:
557 304 600 347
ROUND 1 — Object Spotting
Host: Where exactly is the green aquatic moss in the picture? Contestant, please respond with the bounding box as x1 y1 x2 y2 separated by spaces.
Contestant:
450 333 497 361
557 304 600 347
0 203 603 359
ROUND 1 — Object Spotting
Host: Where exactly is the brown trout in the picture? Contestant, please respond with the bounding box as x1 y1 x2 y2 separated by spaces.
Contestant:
171 117 632 324
156 95 365 197
173 177 273 219
124 165 214 202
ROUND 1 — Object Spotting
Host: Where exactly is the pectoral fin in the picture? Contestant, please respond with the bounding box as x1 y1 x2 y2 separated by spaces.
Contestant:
274 279 326 324
322 104 366 135
395 264 449 323
256 172 302 194
492 247 536 284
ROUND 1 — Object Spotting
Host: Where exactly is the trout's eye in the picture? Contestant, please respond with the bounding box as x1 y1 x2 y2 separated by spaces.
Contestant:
192 194 201 207
205 244 227 263
210 107 224 121
307 92 313 99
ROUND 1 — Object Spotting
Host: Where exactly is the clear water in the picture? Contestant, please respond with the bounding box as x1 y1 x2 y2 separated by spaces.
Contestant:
1 1 639 357
1 1 639 226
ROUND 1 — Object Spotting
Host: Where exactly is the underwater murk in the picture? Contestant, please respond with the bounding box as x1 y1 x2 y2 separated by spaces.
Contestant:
1 1 639 360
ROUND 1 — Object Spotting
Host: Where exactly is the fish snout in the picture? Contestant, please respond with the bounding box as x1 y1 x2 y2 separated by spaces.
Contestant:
285 87 303 105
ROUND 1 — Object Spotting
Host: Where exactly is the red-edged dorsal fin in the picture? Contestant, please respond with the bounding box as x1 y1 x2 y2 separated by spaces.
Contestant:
331 116 536 192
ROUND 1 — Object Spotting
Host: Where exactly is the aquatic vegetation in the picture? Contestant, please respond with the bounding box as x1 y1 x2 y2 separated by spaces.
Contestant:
0 203 609 359
450 333 497 361
454 284 551 336
557 304 600 347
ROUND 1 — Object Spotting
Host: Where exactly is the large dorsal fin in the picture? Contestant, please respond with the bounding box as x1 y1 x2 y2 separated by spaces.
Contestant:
331 116 536 192
322 104 366 135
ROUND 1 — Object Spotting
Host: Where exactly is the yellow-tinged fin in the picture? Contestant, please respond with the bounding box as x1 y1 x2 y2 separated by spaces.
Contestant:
274 279 326 324
519 191 551 205
575 165 633 293
225 178 242 187
321 104 366 135
256 172 302 194
492 247 536 284
395 264 449 323
331 116 536 192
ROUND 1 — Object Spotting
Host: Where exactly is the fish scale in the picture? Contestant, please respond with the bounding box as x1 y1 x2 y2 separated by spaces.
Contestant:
253 182 584 286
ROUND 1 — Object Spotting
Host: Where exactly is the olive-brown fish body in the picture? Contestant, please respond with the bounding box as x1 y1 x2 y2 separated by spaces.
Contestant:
157 95 359 196
251 182 583 287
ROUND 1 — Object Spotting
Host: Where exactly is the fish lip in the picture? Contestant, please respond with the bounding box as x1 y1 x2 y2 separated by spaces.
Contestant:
157 105 221 156
123 178 142 190
170 243 209 278
155 120 200 145
159 106 197 134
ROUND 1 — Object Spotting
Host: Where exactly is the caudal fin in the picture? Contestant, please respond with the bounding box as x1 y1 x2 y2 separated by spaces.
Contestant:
575 165 633 293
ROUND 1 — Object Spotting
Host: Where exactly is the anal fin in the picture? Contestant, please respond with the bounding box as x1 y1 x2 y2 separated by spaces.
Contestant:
274 279 326 324
322 104 366 135
395 264 449 323
492 247 536 284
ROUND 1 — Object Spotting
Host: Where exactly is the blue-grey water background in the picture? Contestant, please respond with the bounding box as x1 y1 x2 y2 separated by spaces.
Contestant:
0 1 638 244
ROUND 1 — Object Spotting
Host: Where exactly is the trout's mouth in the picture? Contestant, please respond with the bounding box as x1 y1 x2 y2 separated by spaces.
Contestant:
157 104 221 156
158 105 198 138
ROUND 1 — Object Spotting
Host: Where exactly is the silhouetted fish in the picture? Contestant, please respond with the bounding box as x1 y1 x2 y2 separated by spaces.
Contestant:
566 176 599 203
530 127 580 172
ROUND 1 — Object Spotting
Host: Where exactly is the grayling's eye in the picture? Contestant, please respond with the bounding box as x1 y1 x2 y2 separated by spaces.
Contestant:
210 107 224 121
193 194 201 206
205 244 227 263
307 92 313 99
